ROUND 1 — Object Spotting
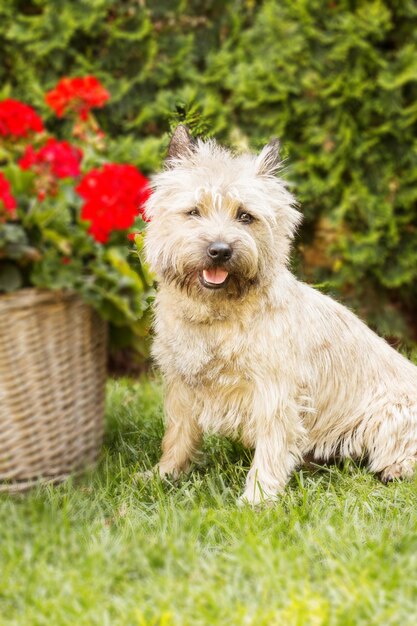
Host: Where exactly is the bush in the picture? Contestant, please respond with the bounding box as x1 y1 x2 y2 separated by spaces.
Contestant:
1 0 416 343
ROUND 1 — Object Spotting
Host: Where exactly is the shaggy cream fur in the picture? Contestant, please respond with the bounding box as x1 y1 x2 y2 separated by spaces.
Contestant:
145 125 417 505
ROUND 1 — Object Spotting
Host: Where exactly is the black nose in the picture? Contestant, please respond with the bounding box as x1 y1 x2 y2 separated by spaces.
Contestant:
207 241 232 263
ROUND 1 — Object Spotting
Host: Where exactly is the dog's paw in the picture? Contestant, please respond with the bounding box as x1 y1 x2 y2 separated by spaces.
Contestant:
135 463 190 484
134 466 159 483
237 488 278 508
380 458 416 483
237 492 259 508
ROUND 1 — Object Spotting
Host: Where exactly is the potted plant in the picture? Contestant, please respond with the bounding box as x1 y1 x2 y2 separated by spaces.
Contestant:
0 77 152 491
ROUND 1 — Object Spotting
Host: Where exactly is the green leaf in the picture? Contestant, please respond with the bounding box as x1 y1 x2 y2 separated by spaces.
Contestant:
0 263 23 292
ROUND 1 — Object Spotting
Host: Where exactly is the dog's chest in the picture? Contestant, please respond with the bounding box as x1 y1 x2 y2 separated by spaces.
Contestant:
167 322 260 440
165 322 252 387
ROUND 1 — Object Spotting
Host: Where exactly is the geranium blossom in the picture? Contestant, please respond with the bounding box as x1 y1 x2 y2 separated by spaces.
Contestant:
76 164 150 243
0 99 44 138
19 139 83 179
0 172 17 218
45 76 110 120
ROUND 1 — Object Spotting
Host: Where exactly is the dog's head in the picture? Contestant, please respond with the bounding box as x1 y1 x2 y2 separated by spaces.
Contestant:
145 126 301 299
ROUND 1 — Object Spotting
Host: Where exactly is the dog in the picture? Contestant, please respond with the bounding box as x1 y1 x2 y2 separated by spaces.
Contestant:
144 125 417 505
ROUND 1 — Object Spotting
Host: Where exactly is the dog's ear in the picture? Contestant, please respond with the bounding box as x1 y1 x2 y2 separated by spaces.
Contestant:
166 125 196 164
255 138 281 177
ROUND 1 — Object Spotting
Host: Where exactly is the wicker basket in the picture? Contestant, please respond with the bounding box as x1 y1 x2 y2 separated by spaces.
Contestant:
0 289 107 492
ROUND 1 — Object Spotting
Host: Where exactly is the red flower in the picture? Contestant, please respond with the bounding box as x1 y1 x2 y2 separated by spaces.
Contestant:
45 76 110 120
0 172 17 218
76 164 150 243
0 99 44 138
19 138 83 179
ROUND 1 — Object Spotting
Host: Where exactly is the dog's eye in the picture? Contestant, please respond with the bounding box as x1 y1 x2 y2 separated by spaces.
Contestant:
187 208 200 217
237 210 254 224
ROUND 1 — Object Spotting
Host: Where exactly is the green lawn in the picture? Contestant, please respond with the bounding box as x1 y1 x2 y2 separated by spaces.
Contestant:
1 377 417 626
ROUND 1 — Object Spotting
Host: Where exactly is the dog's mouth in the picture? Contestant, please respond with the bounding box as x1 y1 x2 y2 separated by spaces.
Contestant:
199 268 229 290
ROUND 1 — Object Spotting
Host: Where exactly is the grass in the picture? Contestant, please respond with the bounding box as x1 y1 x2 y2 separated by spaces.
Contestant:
1 377 417 626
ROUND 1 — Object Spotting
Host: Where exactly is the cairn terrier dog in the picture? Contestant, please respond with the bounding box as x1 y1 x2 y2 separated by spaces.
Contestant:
144 125 417 505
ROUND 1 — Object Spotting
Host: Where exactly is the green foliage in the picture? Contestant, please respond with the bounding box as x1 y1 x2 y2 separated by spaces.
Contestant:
0 160 152 355
0 121 154 363
1 0 417 341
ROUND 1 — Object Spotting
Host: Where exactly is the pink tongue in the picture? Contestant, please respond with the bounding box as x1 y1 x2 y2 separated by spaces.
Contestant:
203 268 229 285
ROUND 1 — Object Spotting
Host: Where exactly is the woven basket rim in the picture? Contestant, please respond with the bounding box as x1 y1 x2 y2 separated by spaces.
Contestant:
0 287 78 312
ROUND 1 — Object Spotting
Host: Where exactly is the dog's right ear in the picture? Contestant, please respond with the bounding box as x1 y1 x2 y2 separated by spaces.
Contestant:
166 125 196 165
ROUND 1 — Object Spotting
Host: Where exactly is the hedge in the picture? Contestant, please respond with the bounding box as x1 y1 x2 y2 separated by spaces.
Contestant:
1 0 417 344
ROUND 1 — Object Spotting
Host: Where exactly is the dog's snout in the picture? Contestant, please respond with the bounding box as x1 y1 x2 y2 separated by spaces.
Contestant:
207 241 232 263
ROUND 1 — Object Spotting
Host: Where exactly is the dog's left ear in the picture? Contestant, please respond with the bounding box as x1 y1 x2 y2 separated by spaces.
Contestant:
255 138 281 177
166 125 196 164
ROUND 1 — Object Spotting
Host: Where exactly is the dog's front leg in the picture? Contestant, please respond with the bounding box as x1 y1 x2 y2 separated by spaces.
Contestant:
240 401 304 506
158 381 202 479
